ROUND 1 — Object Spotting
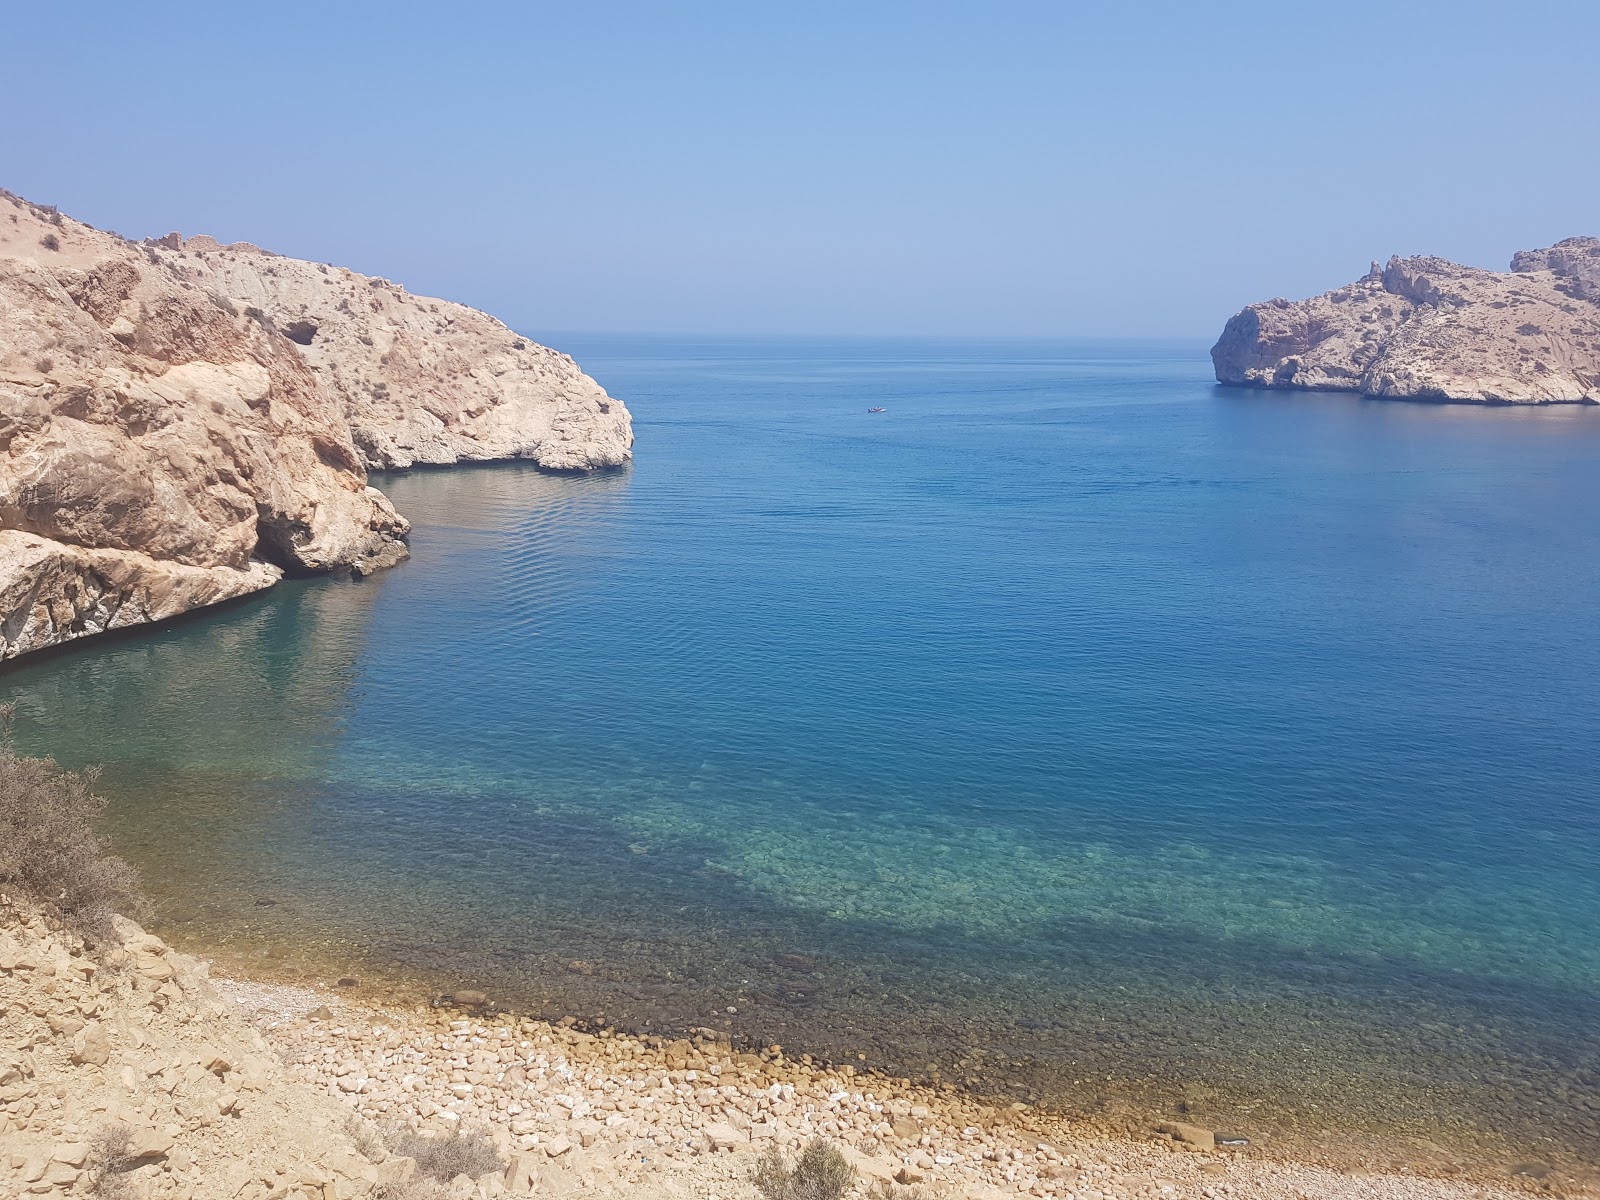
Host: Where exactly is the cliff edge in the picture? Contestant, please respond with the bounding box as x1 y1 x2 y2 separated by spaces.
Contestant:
1211 238 1600 404
0 191 632 661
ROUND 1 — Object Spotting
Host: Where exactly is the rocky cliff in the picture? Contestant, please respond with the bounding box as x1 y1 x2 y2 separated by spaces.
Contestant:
1212 238 1600 403
0 191 632 661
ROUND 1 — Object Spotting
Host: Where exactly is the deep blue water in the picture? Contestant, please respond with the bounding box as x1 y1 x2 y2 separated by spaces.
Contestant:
6 337 1600 1164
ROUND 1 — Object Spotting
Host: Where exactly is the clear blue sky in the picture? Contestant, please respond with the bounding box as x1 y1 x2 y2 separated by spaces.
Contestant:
7 1 1596 337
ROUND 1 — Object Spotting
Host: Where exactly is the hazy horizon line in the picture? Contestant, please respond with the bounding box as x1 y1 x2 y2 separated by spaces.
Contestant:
524 329 1221 344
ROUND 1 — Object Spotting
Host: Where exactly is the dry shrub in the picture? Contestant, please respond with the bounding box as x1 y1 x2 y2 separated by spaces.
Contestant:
383 1123 504 1183
0 704 141 945
373 1182 450 1200
754 1138 854 1200
39 232 60 251
87 1124 137 1199
346 1116 387 1163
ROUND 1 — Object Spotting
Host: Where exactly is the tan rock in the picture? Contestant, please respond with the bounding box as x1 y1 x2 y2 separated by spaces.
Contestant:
42 1161 80 1187
201 1049 233 1075
372 1157 417 1184
50 1143 88 1166
126 1127 175 1159
503 1153 539 1193
1213 238 1600 404
702 1121 747 1151
69 1021 110 1066
132 952 175 981
890 1115 922 1142
0 188 631 662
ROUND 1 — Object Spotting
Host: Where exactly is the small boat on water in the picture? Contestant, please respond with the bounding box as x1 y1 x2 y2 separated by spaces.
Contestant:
867 406 886 413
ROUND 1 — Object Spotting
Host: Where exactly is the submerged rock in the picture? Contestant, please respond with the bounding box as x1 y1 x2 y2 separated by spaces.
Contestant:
1213 237 1600 404
1157 1120 1216 1150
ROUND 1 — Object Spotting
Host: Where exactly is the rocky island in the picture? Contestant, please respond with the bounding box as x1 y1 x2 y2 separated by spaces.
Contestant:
1212 237 1600 403
0 190 632 662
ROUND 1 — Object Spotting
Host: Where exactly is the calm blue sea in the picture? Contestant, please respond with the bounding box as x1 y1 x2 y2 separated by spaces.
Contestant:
7 337 1600 1165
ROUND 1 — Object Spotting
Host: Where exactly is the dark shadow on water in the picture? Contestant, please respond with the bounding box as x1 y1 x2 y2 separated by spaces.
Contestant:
0 581 288 678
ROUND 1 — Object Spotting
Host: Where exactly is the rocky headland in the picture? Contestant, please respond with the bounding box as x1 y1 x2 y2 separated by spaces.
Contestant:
0 191 631 662
1212 238 1600 403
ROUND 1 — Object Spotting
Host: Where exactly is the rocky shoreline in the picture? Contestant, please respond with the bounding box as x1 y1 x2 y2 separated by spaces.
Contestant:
2 893 1567 1199
1212 238 1600 404
0 189 632 662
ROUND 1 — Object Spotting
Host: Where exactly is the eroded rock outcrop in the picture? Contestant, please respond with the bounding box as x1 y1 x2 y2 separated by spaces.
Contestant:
1212 238 1600 403
169 235 632 471
0 191 632 661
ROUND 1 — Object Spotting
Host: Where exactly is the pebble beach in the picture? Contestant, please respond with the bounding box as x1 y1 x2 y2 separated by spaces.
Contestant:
214 973 1557 1200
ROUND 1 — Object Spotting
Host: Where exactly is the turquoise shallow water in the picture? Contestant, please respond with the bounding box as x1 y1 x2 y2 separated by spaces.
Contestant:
6 337 1600 1165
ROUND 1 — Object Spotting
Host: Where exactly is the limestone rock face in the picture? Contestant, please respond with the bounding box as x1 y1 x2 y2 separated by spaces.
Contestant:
0 190 631 661
169 236 633 471
1212 239 1600 403
1510 236 1600 303
0 530 283 660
